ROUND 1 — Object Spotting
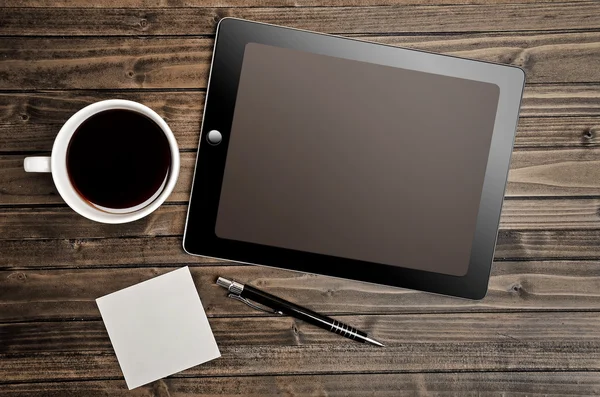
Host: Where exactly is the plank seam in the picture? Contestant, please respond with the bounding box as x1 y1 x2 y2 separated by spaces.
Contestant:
1 368 599 387
4 308 600 326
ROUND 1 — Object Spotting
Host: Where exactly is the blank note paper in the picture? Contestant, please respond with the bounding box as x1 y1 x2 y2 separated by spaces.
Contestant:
96 267 220 389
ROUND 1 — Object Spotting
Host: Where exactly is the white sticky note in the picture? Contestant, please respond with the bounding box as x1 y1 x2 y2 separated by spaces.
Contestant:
96 267 220 389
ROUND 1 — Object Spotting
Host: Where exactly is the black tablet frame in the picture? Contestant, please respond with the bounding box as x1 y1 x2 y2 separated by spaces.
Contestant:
183 18 525 299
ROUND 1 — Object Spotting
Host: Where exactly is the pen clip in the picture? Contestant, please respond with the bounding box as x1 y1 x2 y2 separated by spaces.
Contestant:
227 293 283 315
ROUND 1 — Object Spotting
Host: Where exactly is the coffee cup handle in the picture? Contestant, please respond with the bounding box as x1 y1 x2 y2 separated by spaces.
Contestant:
24 156 51 173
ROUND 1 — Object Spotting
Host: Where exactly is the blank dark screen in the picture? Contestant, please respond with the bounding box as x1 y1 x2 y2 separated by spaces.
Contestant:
216 43 500 276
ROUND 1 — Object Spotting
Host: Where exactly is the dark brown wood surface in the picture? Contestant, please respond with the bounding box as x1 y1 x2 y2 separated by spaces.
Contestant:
1 1 599 395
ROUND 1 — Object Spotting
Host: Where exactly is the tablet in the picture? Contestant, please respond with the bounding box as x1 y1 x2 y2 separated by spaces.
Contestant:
183 18 525 299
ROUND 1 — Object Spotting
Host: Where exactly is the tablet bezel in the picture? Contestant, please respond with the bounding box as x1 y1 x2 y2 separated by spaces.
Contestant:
183 18 525 299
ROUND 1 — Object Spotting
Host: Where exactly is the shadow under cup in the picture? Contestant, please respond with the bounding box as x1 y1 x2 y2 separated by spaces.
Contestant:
66 108 173 214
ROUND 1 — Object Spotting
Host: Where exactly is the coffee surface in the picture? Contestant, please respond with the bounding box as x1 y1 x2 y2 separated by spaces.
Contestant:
67 109 171 209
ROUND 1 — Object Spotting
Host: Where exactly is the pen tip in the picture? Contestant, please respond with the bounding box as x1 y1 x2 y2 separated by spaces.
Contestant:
365 336 385 347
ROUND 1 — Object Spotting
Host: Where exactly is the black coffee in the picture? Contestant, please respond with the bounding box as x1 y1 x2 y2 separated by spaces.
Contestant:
67 109 171 209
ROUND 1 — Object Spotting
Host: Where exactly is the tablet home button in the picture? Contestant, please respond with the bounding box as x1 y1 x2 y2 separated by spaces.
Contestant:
207 130 222 145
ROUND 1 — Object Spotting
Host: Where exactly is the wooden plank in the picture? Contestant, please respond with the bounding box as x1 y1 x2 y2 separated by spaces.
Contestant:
0 38 213 90
515 117 600 148
4 33 600 90
2 111 600 155
0 231 598 270
3 196 600 239
0 91 204 152
0 237 221 269
1 372 599 397
0 206 186 240
1 313 600 383
508 149 600 196
0 154 194 205
1 262 599 322
1 338 599 381
373 32 600 85
8 148 600 205
3 312 599 353
1 87 599 152
520 84 600 117
496 229 600 260
13 147 600 204
1 4 599 37
3 0 589 7
3 230 600 271
500 198 600 229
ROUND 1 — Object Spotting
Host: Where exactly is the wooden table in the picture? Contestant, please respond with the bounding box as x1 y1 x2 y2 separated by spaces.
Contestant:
2 1 600 395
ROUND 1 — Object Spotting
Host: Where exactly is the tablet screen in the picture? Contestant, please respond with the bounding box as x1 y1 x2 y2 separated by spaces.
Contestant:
215 43 500 276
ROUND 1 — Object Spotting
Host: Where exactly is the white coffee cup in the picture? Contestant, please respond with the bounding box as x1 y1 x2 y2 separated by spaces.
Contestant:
24 100 180 224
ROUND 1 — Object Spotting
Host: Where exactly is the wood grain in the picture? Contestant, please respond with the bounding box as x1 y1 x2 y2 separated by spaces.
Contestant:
0 91 204 151
3 0 589 7
2 313 600 383
3 312 600 353
2 1 599 393
0 38 213 90
4 231 600 271
496 230 600 260
0 206 185 240
2 4 599 37
0 154 194 205
499 198 600 229
2 262 600 322
516 117 600 148
2 341 600 382
1 87 599 153
4 33 600 90
0 237 221 270
8 147 600 205
508 149 600 196
1 373 599 397
3 197 600 240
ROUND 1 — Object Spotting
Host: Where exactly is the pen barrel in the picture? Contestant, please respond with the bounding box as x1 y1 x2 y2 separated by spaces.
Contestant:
241 285 368 342
329 319 367 341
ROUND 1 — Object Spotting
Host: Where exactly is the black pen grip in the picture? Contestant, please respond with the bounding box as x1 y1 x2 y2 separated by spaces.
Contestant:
241 285 368 342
